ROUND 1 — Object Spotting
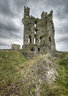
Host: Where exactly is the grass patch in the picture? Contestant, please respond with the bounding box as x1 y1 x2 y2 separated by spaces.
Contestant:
0 50 26 95
54 52 68 96
0 50 68 96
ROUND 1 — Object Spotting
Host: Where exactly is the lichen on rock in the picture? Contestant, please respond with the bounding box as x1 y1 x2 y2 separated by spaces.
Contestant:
20 53 58 96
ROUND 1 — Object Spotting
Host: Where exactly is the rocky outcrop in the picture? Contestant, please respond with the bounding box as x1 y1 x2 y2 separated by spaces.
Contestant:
34 53 58 85
19 53 58 96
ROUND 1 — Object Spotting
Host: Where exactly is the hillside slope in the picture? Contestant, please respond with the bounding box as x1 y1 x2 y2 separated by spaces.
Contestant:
0 50 68 96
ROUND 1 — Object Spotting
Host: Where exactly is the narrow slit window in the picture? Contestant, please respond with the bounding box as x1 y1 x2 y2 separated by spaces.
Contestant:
31 48 34 51
49 37 51 42
34 38 36 44
46 22 47 26
40 36 43 42
38 48 40 52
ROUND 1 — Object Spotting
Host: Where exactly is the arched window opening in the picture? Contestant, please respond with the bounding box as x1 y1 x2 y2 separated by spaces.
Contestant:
49 37 51 42
35 31 37 34
34 24 36 27
34 29 38 34
35 21 37 24
28 36 31 44
46 22 47 26
28 38 30 43
34 38 36 44
40 36 43 42
34 21 37 27
34 37 37 44
36 38 37 43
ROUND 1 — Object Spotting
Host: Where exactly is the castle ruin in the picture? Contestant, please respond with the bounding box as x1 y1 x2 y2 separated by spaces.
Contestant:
22 7 55 56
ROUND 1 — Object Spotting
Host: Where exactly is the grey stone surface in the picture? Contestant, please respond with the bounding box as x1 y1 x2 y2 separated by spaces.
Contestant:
22 6 55 56
11 44 20 50
21 53 58 96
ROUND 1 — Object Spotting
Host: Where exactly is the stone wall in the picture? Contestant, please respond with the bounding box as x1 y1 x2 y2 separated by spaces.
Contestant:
11 44 20 50
22 6 55 56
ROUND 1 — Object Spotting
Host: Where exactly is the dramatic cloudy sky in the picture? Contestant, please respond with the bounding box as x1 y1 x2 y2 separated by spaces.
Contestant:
0 0 68 51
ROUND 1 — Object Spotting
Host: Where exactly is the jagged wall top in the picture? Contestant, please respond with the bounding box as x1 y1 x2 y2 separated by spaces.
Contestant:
24 6 53 20
24 6 30 17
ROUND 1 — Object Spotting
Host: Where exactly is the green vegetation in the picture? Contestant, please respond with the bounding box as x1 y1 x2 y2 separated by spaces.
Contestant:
0 50 26 95
53 52 68 96
39 52 68 96
0 50 68 96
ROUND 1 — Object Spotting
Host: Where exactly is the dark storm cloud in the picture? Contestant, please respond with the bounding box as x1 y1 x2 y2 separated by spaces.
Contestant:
0 20 19 32
0 0 15 17
0 16 21 39
45 0 63 7
45 0 68 18
14 0 28 8
11 0 29 15
0 31 21 39
0 0 68 51
0 0 25 48
45 0 68 9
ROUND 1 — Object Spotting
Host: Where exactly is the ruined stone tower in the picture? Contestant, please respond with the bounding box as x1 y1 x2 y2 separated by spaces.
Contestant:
22 6 55 56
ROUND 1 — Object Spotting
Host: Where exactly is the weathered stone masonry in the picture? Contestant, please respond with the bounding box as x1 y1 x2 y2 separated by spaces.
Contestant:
22 6 55 55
